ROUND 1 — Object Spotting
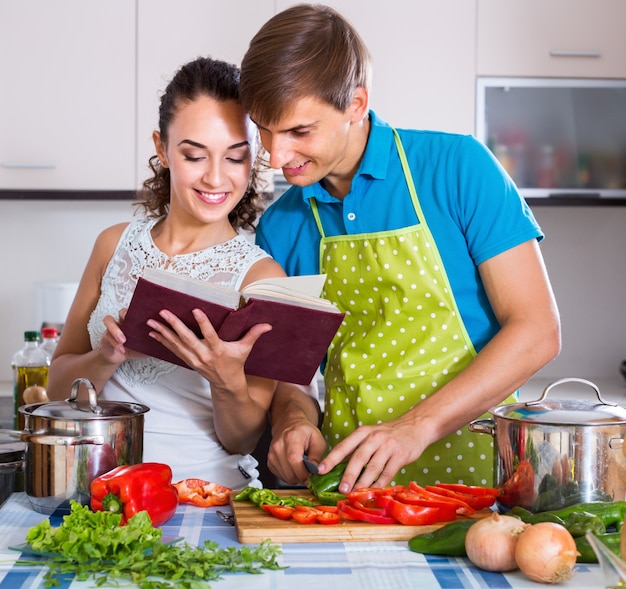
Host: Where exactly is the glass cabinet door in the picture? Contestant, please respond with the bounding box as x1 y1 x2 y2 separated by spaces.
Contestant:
477 78 626 198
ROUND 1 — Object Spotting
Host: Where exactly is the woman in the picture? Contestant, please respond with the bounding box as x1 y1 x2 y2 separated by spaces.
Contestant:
47 57 288 488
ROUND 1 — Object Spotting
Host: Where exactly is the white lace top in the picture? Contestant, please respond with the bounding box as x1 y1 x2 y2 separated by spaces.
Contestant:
87 218 270 488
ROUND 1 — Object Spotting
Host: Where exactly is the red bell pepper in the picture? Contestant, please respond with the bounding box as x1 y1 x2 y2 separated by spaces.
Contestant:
174 478 232 507
90 462 179 526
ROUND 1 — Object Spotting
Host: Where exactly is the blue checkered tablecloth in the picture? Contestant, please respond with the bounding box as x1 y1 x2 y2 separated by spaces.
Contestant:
0 493 609 588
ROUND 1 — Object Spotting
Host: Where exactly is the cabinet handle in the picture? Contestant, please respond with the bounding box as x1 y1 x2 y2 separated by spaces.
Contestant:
549 50 602 58
1 162 56 169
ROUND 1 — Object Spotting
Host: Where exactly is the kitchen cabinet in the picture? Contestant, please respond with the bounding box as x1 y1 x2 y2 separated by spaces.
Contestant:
275 0 477 135
477 0 626 78
0 0 136 191
135 0 274 185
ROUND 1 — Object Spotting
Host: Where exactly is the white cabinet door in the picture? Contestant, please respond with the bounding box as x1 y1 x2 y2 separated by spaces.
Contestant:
136 0 274 187
0 0 136 190
477 0 626 78
276 0 477 135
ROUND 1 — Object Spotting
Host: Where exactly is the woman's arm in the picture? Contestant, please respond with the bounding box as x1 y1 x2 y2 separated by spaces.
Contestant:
46 224 130 400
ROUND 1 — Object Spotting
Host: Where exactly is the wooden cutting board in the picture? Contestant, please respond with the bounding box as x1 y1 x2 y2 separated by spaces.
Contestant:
230 489 490 544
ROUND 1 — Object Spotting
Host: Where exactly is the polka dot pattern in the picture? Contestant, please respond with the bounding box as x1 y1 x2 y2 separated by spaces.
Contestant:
318 225 516 487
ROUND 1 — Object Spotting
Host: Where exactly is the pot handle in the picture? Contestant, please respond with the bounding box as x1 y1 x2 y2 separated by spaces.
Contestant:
66 378 103 415
19 433 105 446
526 377 617 407
468 418 496 436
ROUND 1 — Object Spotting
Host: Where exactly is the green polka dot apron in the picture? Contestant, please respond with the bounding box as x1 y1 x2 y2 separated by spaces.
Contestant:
311 129 516 487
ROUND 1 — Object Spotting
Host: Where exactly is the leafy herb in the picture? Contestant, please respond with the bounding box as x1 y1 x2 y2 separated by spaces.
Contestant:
20 500 284 589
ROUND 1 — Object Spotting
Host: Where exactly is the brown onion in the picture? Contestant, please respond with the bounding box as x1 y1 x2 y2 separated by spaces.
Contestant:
515 522 578 583
465 512 528 572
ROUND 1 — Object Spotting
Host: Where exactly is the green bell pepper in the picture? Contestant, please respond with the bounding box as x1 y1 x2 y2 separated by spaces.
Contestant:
408 519 477 556
307 462 348 505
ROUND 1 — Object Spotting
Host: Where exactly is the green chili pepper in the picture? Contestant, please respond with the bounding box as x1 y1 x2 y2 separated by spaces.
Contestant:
315 490 347 506
408 519 477 556
563 511 606 537
509 505 567 526
278 495 314 507
575 532 621 563
233 486 256 502
549 501 626 530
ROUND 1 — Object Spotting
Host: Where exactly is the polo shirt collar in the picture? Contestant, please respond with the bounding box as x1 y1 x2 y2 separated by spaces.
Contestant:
301 110 393 204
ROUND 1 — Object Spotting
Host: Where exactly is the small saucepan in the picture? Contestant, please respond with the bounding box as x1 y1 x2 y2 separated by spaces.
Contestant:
0 377 149 514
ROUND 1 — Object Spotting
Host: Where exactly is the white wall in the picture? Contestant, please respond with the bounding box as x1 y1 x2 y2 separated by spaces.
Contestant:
530 205 626 381
1 199 136 381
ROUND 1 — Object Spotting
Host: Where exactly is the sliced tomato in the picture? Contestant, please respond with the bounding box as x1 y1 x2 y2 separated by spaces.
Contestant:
317 505 339 513
292 510 319 524
316 511 341 525
261 504 295 520
173 478 232 507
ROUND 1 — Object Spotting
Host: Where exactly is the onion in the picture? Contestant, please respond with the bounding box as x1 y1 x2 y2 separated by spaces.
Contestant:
465 512 528 572
515 522 578 583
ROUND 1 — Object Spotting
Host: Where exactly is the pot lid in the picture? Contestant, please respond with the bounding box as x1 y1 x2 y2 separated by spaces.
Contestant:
492 377 626 426
20 378 149 421
25 399 149 420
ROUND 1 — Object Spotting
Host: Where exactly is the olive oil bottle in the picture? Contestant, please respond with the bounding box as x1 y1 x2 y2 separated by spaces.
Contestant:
11 331 49 430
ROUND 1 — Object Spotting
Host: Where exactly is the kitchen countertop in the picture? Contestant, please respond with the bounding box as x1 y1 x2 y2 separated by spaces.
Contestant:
0 492 612 589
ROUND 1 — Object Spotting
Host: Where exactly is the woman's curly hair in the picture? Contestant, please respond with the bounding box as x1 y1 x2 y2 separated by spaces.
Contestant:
134 56 263 232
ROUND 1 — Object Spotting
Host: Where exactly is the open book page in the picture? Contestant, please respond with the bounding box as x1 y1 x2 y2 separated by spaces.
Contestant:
242 283 340 312
242 274 340 312
141 268 338 312
142 267 241 309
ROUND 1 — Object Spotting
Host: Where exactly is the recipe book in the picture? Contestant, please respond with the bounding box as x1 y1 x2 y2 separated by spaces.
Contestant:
122 268 345 384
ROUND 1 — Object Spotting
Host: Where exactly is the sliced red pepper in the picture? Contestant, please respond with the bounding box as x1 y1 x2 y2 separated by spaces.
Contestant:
434 483 500 497
261 504 296 520
90 462 178 526
317 505 340 513
425 485 496 510
173 478 232 507
385 496 456 526
337 499 398 525
407 482 475 515
345 486 402 502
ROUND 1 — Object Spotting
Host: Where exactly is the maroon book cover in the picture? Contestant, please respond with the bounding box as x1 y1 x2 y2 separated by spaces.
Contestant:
122 277 344 385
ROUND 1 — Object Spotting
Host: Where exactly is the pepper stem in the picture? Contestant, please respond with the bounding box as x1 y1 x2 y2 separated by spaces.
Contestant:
101 493 124 514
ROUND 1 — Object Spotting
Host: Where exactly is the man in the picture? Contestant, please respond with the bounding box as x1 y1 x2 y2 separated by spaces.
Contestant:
239 3 560 493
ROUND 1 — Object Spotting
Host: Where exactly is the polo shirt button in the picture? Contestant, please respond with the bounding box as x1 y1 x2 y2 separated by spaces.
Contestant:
347 212 356 221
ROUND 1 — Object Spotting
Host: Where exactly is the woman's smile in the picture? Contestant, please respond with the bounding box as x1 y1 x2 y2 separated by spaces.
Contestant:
195 189 230 205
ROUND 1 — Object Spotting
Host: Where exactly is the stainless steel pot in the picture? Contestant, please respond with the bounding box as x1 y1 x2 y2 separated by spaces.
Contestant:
1 378 149 514
469 377 626 513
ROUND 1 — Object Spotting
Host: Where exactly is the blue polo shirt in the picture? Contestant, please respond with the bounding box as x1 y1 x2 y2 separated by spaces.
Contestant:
256 110 542 353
